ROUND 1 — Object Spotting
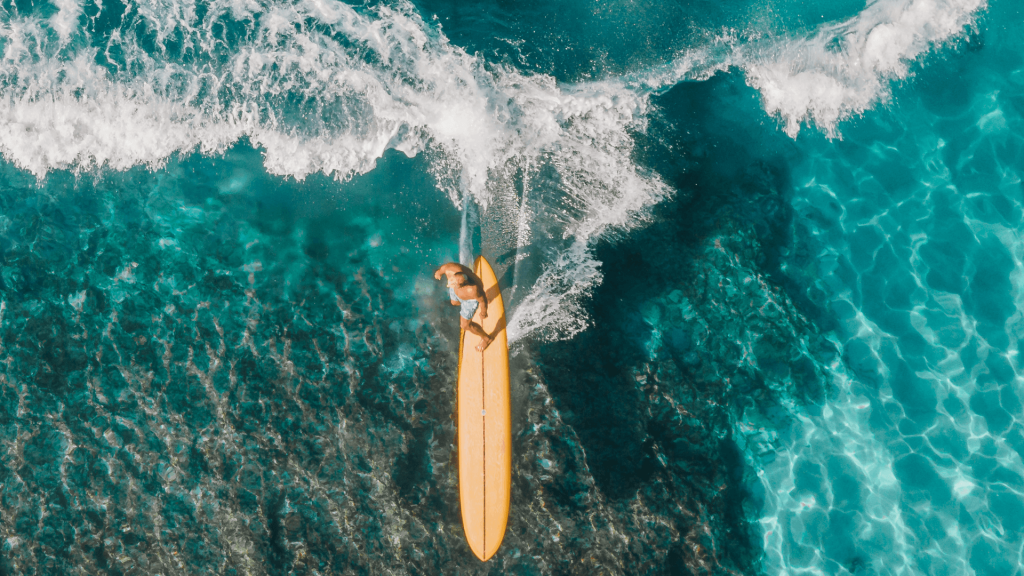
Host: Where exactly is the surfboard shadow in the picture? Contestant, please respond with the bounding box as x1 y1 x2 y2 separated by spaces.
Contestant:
484 283 502 307
486 308 506 337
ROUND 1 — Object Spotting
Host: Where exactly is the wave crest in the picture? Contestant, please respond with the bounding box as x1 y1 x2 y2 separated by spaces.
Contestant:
744 0 987 137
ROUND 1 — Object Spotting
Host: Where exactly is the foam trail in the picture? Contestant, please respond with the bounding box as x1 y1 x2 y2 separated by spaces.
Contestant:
508 159 534 308
459 198 478 267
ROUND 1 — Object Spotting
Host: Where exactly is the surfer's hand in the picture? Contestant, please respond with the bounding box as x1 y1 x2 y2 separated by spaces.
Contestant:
434 268 443 280
479 306 488 319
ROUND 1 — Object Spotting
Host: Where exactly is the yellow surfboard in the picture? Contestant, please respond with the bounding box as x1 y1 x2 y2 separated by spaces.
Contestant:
458 256 511 561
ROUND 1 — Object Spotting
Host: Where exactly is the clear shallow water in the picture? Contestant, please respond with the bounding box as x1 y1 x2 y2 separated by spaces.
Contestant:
0 0 1021 574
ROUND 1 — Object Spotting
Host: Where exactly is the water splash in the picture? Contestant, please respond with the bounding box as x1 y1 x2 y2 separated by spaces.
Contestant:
742 0 987 137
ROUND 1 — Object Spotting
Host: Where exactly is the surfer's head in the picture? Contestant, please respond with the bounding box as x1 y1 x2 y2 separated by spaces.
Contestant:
448 271 468 287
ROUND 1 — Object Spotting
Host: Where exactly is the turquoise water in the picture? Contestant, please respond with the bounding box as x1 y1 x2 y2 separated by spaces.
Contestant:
0 0 1021 573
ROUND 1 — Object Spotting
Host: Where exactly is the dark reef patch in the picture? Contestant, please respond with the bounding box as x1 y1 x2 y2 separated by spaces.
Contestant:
533 74 842 575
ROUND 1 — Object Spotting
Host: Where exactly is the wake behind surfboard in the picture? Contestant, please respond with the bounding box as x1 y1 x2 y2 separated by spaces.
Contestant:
457 256 511 561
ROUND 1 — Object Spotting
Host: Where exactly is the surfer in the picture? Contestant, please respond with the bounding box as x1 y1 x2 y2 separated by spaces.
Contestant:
434 262 493 350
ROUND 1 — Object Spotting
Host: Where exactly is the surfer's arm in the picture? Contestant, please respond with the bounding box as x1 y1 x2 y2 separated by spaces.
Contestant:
434 262 460 280
476 292 488 319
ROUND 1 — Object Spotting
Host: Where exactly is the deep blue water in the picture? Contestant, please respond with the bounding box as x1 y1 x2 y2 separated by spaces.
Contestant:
0 0 1022 574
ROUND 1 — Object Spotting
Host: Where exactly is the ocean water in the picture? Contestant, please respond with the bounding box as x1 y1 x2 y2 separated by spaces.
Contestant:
0 0 1021 573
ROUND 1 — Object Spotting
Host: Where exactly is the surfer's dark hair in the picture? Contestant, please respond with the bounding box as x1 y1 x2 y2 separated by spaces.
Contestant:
453 272 468 283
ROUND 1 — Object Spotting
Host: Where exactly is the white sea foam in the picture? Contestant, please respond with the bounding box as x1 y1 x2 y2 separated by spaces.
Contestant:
0 0 990 344
0 0 682 343
48 0 83 45
628 0 986 138
742 0 987 137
